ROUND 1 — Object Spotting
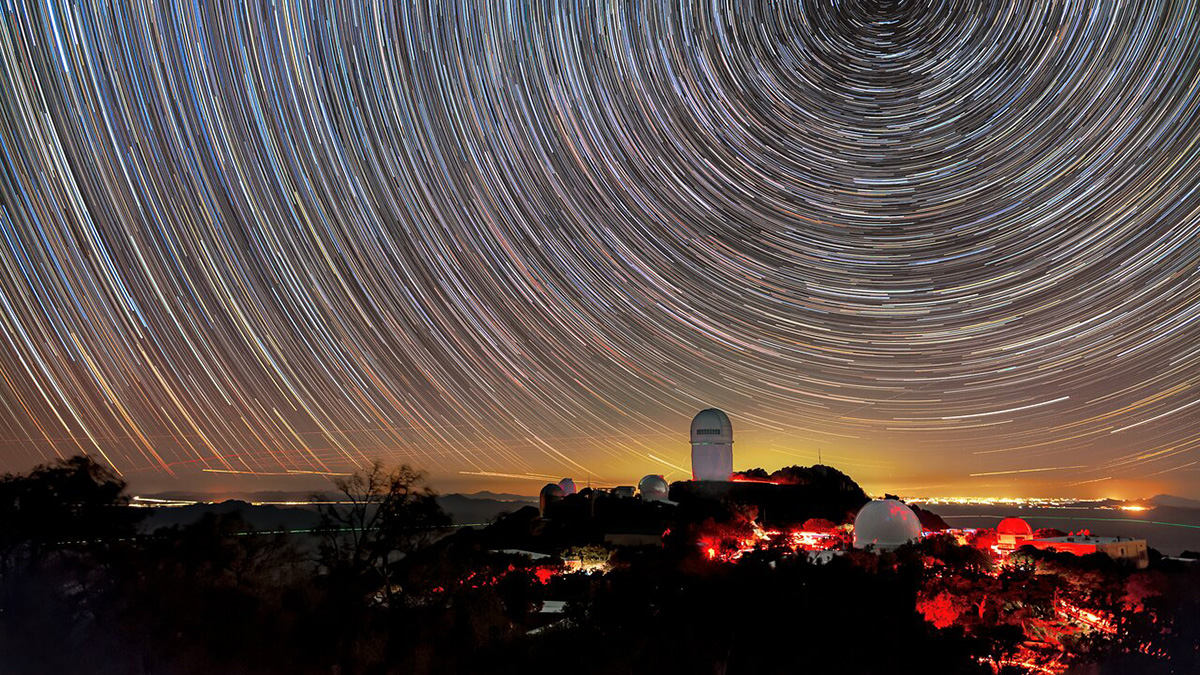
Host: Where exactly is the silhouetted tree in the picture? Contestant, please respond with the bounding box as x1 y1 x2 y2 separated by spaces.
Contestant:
102 512 307 674
311 461 450 671
2 455 1198 674
0 455 141 571
316 460 450 598
0 455 143 674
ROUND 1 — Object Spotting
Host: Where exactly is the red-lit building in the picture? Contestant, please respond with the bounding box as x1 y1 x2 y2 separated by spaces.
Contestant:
995 517 1034 551
1026 533 1149 569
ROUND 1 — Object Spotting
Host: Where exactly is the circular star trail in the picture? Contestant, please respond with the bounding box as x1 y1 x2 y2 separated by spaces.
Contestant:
1 1 1199 494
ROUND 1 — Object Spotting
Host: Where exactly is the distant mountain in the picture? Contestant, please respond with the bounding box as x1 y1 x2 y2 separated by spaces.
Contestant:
136 492 534 529
140 491 340 503
1064 498 1126 508
141 500 322 532
1150 494 1200 510
141 489 537 504
438 494 536 524
458 490 537 502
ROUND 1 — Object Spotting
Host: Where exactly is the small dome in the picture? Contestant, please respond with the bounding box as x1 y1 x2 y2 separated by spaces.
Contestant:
558 478 577 495
690 408 733 443
853 499 922 551
539 483 566 517
638 474 669 501
997 517 1032 536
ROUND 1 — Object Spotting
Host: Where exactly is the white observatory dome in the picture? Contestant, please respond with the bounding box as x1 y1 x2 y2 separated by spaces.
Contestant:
690 408 734 481
690 408 733 443
557 477 577 495
853 499 922 551
638 474 669 501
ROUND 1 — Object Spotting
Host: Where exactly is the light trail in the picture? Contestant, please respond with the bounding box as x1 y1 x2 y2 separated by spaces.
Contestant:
0 3 1196 491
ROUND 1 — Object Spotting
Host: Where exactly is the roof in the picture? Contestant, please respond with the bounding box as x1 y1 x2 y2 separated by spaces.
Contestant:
853 499 922 550
492 549 552 559
540 483 566 498
690 408 733 441
997 517 1033 536
1030 535 1144 545
638 474 668 490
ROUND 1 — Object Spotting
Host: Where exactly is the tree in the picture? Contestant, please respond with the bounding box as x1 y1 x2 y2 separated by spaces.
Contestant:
0 455 144 674
0 454 141 571
102 512 308 674
316 460 449 601
563 544 611 571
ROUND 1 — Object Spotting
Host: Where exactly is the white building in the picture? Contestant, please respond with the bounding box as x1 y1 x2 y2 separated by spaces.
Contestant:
690 408 733 481
638 474 669 501
853 499 922 551
1026 534 1149 569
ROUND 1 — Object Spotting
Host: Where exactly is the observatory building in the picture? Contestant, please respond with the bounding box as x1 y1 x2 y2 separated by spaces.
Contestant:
539 482 565 517
557 478 577 495
638 474 669 502
996 517 1034 551
853 499 922 551
1026 533 1149 568
690 408 733 481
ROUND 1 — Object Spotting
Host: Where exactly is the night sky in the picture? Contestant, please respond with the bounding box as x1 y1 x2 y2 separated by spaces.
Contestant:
1 2 1199 498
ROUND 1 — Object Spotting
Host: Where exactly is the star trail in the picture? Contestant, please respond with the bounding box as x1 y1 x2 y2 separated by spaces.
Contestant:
1 1 1199 496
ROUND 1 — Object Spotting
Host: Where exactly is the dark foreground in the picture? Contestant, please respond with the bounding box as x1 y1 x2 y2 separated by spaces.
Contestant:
2 456 1198 674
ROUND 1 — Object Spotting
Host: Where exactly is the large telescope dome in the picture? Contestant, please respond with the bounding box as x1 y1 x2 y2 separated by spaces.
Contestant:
690 408 733 442
690 408 733 481
997 517 1032 537
853 499 922 551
